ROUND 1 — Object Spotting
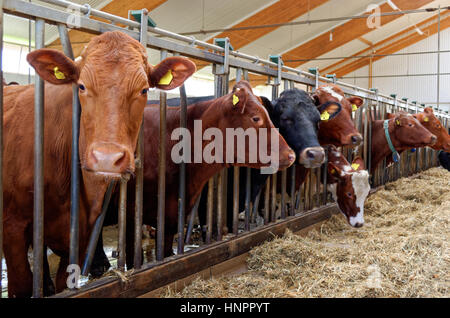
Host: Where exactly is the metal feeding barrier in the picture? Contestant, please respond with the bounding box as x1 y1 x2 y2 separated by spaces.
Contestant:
0 0 449 298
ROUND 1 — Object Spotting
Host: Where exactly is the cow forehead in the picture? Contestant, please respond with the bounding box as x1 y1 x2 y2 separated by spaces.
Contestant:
318 85 344 102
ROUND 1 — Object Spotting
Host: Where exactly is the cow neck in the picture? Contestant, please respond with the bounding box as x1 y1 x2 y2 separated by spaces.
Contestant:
185 96 230 207
371 119 401 172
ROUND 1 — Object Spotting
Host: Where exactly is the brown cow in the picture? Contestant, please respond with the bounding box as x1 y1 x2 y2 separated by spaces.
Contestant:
384 108 450 166
326 146 370 227
124 80 295 261
3 31 195 297
312 84 364 146
370 111 437 173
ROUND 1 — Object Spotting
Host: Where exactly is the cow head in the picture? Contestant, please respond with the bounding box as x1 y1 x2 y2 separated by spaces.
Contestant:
216 81 295 172
27 31 195 179
327 147 370 228
265 88 341 168
388 112 437 150
413 108 450 152
312 84 364 146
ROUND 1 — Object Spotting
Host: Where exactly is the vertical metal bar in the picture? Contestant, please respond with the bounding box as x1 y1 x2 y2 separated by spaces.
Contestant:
135 9 148 266
271 173 277 221
244 168 251 231
81 181 116 276
322 148 328 205
185 193 201 245
177 75 187 254
205 178 214 244
280 80 289 219
58 23 81 272
33 18 45 298
117 180 127 270
216 73 227 239
0 3 3 298
233 68 242 235
217 170 224 240
437 5 441 113
156 49 167 261
264 177 270 224
289 165 296 216
232 166 240 235
243 70 251 229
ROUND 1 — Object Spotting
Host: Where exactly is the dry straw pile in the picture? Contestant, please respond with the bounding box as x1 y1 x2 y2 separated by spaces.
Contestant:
165 168 450 298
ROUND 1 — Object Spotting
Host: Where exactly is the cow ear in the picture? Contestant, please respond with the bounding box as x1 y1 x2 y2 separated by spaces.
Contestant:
148 56 196 90
347 96 364 110
230 86 248 112
258 96 274 114
320 102 341 121
311 94 320 106
328 162 342 177
351 157 365 171
386 113 396 119
27 49 79 85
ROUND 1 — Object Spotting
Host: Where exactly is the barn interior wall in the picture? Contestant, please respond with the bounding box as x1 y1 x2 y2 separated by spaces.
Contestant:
341 28 450 113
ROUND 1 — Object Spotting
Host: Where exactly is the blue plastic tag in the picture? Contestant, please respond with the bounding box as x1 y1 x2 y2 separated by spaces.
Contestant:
411 148 416 153
393 152 400 163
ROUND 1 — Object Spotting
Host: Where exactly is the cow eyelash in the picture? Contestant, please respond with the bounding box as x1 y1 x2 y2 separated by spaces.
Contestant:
79 84 86 91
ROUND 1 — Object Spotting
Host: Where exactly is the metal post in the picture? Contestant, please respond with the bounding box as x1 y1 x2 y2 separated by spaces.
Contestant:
135 9 148 267
81 181 116 275
117 179 127 271
177 69 187 254
32 18 45 298
156 49 167 261
0 3 3 298
437 5 441 113
243 70 251 229
233 68 242 235
185 194 202 245
58 23 81 272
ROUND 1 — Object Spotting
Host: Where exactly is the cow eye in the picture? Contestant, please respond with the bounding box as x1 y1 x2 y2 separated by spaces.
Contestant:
78 84 85 91
347 192 352 197
408 123 413 127
252 116 261 123
141 88 148 95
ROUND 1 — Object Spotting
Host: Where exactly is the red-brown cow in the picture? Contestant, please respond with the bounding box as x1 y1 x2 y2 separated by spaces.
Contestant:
122 80 295 263
384 108 450 166
371 111 437 173
3 31 195 297
312 84 364 146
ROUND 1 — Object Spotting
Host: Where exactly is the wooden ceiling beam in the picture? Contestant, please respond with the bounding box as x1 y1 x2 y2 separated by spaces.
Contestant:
282 0 434 68
331 14 450 77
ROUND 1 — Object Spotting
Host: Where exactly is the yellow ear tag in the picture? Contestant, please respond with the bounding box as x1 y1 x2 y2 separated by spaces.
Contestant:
396 120 401 126
351 163 360 170
321 111 330 121
424 117 429 122
53 66 66 80
158 69 173 86
233 94 239 106
352 104 358 112
331 169 336 174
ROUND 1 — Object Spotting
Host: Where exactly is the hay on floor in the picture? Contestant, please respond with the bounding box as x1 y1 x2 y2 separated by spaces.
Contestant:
164 167 450 298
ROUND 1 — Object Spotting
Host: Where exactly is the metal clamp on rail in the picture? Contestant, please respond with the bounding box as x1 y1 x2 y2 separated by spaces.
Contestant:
326 74 337 84
269 55 283 86
308 67 319 91
213 37 233 75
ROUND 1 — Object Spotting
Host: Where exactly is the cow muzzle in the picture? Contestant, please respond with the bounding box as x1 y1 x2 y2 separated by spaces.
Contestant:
299 146 325 168
86 142 133 177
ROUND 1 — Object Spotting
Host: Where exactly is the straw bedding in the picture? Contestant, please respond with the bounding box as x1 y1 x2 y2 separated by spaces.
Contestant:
164 167 450 298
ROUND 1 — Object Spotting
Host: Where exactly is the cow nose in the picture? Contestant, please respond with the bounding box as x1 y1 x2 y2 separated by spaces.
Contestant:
279 149 296 170
354 222 363 228
351 134 363 145
430 135 437 145
87 143 131 175
299 147 325 168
